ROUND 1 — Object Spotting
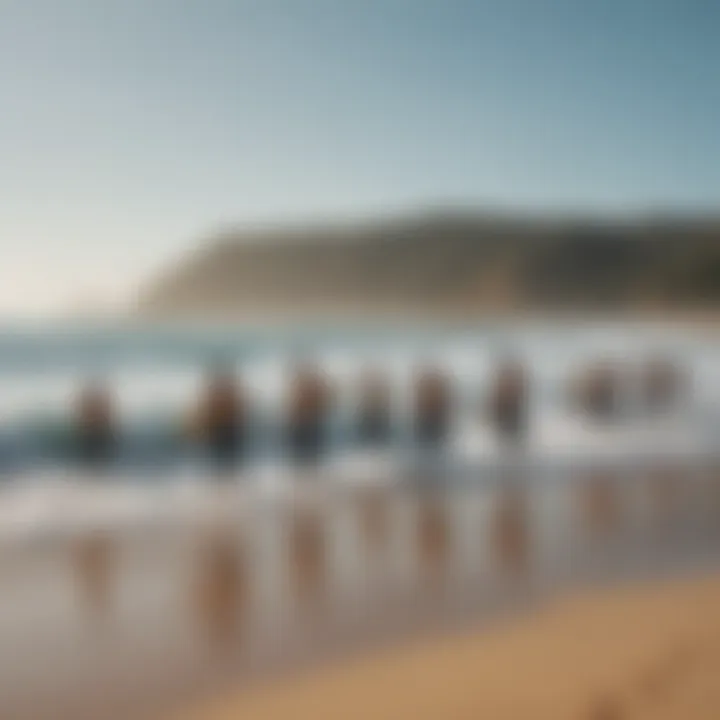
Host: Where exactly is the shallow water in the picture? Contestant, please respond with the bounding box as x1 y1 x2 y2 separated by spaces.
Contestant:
0 319 716 542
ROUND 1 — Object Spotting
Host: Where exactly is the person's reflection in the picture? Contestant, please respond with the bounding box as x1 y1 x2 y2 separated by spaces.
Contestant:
286 363 331 465
412 366 452 447
75 380 116 467
417 494 449 587
356 369 392 447
197 368 246 474
487 358 529 447
492 488 529 576
193 529 247 650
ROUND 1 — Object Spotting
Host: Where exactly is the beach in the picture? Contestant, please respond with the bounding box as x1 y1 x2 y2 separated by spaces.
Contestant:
176 571 720 720
0 319 717 719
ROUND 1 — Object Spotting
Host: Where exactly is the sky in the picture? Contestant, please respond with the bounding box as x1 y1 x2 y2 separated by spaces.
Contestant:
0 0 718 316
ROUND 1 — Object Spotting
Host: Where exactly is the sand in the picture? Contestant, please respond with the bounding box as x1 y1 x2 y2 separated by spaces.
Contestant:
175 573 720 720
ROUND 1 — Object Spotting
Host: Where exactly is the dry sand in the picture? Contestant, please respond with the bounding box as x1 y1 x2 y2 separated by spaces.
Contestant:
175 573 720 720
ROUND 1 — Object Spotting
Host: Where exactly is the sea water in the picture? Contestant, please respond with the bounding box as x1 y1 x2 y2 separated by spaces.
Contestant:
0 318 717 542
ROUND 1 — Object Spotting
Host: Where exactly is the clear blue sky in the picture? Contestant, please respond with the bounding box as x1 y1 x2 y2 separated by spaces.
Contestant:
1 0 718 315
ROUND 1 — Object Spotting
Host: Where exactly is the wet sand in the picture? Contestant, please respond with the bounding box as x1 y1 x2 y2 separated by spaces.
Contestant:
177 572 720 720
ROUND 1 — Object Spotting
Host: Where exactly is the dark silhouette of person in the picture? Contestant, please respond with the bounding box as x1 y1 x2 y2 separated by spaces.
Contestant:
356 369 392 446
412 366 452 447
642 357 683 414
285 363 331 464
487 358 529 446
569 361 619 421
75 380 116 467
197 368 246 472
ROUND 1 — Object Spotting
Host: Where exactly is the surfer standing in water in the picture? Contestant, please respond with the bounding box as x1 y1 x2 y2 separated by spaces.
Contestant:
285 362 332 466
195 368 247 477
569 360 621 421
487 358 530 448
641 356 685 416
356 368 392 447
412 366 452 448
75 380 116 468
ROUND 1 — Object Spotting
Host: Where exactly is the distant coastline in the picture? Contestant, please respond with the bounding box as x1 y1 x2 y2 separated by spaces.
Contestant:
135 208 720 322
129 306 720 333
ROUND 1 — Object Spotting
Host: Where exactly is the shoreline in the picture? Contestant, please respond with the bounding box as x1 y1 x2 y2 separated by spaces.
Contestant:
2 469 719 720
175 570 720 720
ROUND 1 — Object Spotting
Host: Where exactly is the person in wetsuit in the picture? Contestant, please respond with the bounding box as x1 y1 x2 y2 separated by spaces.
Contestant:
412 366 452 448
641 356 684 415
285 363 331 465
487 358 529 447
569 361 619 421
356 369 392 447
197 369 246 473
75 381 116 467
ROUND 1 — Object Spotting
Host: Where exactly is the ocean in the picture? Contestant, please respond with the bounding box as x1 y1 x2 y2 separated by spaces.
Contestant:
0 318 717 538
0 319 717 465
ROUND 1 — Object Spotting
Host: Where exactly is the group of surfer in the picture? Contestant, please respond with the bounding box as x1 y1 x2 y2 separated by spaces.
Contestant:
72 358 531 471
567 356 685 420
72 355 683 471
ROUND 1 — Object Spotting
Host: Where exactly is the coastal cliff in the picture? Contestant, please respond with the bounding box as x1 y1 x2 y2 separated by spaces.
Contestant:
137 211 720 318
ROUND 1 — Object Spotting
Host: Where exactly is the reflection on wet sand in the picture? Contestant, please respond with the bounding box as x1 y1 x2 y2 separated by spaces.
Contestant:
580 475 621 539
649 470 685 538
416 494 450 589
289 505 327 614
491 488 529 576
356 485 390 554
2 452 717 720
72 530 117 619
192 529 247 652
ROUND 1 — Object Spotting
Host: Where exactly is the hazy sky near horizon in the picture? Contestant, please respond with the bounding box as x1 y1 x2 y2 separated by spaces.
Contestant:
1 0 718 316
